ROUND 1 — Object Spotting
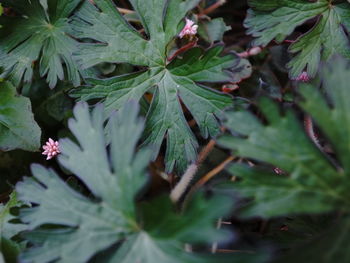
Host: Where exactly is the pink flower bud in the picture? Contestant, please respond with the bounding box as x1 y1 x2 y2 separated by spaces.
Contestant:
42 138 60 160
179 18 198 39
295 71 310 82
274 167 284 175
248 46 262 56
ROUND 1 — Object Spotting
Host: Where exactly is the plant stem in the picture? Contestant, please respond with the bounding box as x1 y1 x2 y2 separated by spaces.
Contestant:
170 164 198 202
304 115 321 149
170 139 217 203
192 156 235 192
167 40 197 62
196 139 216 165
199 0 227 17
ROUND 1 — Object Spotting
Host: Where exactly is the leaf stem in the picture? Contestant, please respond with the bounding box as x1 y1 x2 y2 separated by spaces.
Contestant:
88 1 134 14
304 115 321 149
180 156 234 211
170 164 198 202
198 0 227 17
170 139 217 202
192 156 235 192
167 40 197 62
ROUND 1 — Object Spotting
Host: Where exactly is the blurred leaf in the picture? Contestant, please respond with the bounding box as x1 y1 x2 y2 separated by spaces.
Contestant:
218 56 350 218
239 66 282 101
198 18 231 43
0 81 41 152
245 0 350 78
269 45 292 73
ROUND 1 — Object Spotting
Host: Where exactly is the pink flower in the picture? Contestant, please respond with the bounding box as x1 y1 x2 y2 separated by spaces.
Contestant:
295 71 310 82
179 18 198 38
274 167 284 175
42 138 60 160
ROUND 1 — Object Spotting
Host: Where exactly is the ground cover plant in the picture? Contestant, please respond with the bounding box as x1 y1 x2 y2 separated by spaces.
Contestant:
0 0 350 262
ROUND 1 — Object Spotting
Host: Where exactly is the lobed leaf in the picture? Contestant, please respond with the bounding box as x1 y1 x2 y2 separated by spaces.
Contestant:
0 81 41 152
15 102 263 263
218 56 350 218
0 0 82 88
71 0 246 172
245 0 350 78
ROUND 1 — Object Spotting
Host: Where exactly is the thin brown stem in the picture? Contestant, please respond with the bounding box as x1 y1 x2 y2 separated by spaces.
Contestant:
193 156 235 191
88 0 134 14
170 139 217 202
181 155 235 208
304 115 320 149
196 139 216 165
167 41 197 62
199 0 226 17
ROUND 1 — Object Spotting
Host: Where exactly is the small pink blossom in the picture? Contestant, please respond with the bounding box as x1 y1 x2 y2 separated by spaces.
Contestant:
274 167 284 175
179 18 198 38
239 46 262 58
295 71 310 82
42 138 60 160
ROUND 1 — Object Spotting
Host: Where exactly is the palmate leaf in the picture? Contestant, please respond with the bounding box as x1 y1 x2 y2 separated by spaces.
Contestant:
244 0 350 79
15 102 264 263
218 56 350 218
0 0 82 88
70 0 244 172
0 81 41 152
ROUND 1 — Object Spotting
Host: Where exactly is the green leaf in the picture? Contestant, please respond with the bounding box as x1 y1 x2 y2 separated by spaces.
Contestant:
0 81 41 151
71 0 245 172
0 192 27 263
244 0 350 78
218 56 350 218
198 18 231 43
0 0 82 88
15 102 262 263
0 192 26 240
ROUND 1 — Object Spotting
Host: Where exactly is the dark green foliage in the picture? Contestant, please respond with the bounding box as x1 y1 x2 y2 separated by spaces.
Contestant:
15 102 264 263
219 57 350 218
245 0 350 78
0 1 350 262
0 81 41 151
0 193 26 263
0 0 82 88
70 0 246 172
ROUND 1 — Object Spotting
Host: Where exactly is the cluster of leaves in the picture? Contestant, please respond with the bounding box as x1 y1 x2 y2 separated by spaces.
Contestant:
0 0 249 172
219 56 350 262
244 0 350 79
13 102 264 263
0 0 350 262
